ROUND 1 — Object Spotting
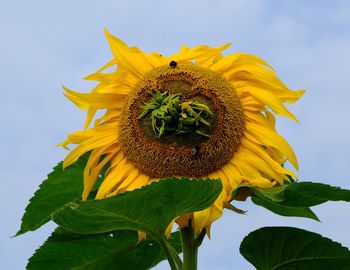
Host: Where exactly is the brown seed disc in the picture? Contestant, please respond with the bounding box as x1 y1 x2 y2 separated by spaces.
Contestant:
119 64 245 178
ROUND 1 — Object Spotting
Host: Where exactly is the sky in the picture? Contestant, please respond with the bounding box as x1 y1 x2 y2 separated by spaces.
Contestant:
1 0 350 269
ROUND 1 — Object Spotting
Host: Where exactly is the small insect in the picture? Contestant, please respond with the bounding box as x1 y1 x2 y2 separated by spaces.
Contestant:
191 145 200 155
169 60 177 68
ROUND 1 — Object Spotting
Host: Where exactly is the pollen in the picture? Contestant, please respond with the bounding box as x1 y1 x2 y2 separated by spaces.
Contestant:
119 64 245 178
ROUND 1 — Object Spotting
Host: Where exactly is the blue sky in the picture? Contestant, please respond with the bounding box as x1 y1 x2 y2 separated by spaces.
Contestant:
1 0 350 269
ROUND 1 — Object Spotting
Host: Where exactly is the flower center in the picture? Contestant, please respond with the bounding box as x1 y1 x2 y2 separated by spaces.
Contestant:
138 90 214 143
120 63 245 178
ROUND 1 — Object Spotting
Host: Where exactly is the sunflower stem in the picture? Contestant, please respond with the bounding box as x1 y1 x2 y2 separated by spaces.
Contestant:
181 220 201 270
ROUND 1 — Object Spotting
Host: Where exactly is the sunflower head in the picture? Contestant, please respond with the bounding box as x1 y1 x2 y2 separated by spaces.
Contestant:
60 29 304 235
120 63 245 178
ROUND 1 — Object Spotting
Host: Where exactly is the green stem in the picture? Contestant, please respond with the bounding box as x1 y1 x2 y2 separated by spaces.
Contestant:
181 220 203 270
165 240 183 269
158 237 180 270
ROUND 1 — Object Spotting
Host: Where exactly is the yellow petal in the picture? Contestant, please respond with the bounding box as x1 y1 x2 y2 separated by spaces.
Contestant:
63 131 118 168
171 43 231 66
126 174 149 191
233 159 274 188
84 107 97 130
104 29 154 79
112 168 139 194
220 163 242 189
245 122 298 170
194 208 210 234
63 86 126 110
235 147 286 183
138 231 146 241
240 96 264 112
240 87 299 122
96 162 135 198
83 151 117 200
243 138 297 177
165 220 175 239
94 110 121 127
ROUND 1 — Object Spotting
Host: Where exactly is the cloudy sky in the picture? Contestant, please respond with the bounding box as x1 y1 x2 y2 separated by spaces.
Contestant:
1 0 350 269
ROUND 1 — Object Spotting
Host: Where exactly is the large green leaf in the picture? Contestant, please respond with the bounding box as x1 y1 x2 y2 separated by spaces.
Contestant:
251 197 319 221
240 226 350 270
52 178 222 238
27 228 182 270
233 182 350 220
16 154 90 236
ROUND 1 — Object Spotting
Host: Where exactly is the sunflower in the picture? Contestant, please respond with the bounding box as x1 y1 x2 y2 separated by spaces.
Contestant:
60 29 304 236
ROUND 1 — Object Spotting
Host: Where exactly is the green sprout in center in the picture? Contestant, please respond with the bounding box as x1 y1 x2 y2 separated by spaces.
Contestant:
138 90 213 138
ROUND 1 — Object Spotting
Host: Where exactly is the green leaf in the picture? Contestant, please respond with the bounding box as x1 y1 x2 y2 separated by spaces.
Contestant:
251 197 319 221
16 154 90 236
245 182 350 207
52 178 222 238
240 226 350 270
278 182 350 207
27 228 182 270
233 182 350 220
